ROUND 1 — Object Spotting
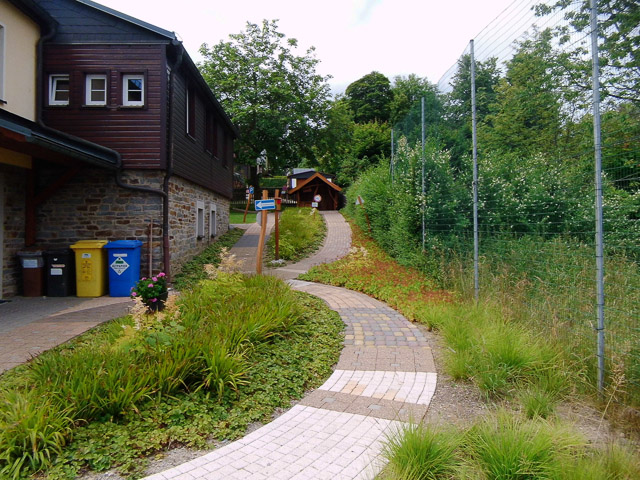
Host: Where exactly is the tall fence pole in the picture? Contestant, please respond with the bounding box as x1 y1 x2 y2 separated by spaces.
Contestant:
421 96 426 251
470 39 479 303
391 128 395 184
590 0 605 396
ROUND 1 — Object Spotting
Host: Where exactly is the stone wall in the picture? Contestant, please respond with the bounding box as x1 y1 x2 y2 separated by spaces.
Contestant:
36 168 165 277
1 164 27 297
2 166 230 297
168 176 230 274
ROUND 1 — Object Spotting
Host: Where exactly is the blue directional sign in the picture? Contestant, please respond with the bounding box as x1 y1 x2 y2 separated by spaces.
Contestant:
249 186 254 194
255 199 276 211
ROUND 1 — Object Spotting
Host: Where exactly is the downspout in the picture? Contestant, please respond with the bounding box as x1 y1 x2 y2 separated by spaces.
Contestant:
162 40 185 281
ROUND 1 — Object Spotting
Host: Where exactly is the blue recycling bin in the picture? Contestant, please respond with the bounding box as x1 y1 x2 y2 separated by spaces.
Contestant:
104 240 143 297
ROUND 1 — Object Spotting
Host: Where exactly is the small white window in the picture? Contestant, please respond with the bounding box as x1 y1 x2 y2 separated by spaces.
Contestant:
85 74 107 106
196 200 205 238
49 74 70 106
123 74 144 106
209 205 217 237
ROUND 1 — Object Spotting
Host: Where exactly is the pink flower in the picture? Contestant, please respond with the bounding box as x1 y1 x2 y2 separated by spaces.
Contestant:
158 272 166 277
131 292 137 297
152 276 157 282
151 298 157 302
148 283 154 288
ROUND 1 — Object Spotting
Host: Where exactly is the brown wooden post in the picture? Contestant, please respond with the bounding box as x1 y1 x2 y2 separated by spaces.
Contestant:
274 189 280 260
25 168 36 246
243 190 252 223
255 189 269 275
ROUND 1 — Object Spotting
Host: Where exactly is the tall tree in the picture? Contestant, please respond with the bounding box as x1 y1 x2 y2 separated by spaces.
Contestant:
312 96 355 176
390 74 444 148
536 0 640 106
198 20 332 172
345 71 393 123
479 30 565 158
442 55 501 167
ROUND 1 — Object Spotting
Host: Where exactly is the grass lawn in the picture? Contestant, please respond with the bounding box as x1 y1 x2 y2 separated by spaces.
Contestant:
229 209 255 224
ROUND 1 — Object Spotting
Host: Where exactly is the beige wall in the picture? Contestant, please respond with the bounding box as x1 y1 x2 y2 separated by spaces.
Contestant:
0 0 40 120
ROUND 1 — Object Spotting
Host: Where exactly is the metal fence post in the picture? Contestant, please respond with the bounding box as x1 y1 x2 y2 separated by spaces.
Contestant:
421 97 426 251
471 39 479 303
391 128 395 184
590 0 606 396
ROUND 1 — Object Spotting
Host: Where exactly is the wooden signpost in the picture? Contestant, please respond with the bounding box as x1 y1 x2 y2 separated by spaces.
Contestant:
274 189 281 260
242 186 254 223
254 190 276 274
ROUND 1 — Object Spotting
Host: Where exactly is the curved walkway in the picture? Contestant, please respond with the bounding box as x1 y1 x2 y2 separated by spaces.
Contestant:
145 212 437 480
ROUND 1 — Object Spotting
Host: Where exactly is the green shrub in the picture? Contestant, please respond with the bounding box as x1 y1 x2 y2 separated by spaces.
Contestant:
465 411 581 479
29 349 153 421
382 423 460 479
0 390 73 479
267 207 326 261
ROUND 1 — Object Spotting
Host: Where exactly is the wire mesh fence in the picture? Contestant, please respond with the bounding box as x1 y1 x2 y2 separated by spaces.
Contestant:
382 0 640 408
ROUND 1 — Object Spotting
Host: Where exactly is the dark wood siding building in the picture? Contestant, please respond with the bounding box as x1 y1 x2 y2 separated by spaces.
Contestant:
0 0 241 293
42 44 168 169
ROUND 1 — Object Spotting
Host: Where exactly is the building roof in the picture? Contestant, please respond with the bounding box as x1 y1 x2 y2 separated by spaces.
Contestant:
7 0 56 33
76 0 176 39
288 172 342 194
288 169 335 180
0 109 119 169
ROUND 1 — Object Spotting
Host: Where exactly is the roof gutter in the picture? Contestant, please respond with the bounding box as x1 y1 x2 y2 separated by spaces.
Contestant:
161 40 185 281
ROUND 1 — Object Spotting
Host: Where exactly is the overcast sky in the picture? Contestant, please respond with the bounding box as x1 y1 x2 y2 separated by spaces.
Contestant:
96 0 515 94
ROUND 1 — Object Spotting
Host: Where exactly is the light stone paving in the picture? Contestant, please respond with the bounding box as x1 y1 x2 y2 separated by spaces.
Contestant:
144 405 402 480
145 211 438 480
319 370 437 405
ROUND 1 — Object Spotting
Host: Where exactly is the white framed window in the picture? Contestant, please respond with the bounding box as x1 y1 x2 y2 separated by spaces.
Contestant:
85 74 107 106
196 200 205 239
49 74 70 106
123 74 144 106
209 204 217 237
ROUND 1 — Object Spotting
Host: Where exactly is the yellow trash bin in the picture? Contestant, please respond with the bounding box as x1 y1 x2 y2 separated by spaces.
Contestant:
70 240 108 297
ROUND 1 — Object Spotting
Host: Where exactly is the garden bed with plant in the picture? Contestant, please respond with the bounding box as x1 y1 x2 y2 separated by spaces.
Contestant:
0 230 343 479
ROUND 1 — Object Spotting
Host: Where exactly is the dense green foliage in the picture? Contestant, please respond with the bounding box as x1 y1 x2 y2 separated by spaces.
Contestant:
267 207 326 261
198 20 331 172
0 239 343 478
345 71 393 124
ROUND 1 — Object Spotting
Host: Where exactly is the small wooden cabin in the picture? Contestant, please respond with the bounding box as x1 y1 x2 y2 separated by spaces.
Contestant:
287 172 342 210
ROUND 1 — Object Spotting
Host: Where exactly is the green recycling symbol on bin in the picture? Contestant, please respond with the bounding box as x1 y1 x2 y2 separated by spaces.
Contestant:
110 255 130 275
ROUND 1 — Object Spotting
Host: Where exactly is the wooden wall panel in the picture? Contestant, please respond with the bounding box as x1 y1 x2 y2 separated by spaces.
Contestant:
171 73 234 199
42 44 167 169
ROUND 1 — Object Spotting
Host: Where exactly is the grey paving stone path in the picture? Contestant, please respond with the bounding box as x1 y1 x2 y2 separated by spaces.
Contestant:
146 211 438 480
0 296 132 374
